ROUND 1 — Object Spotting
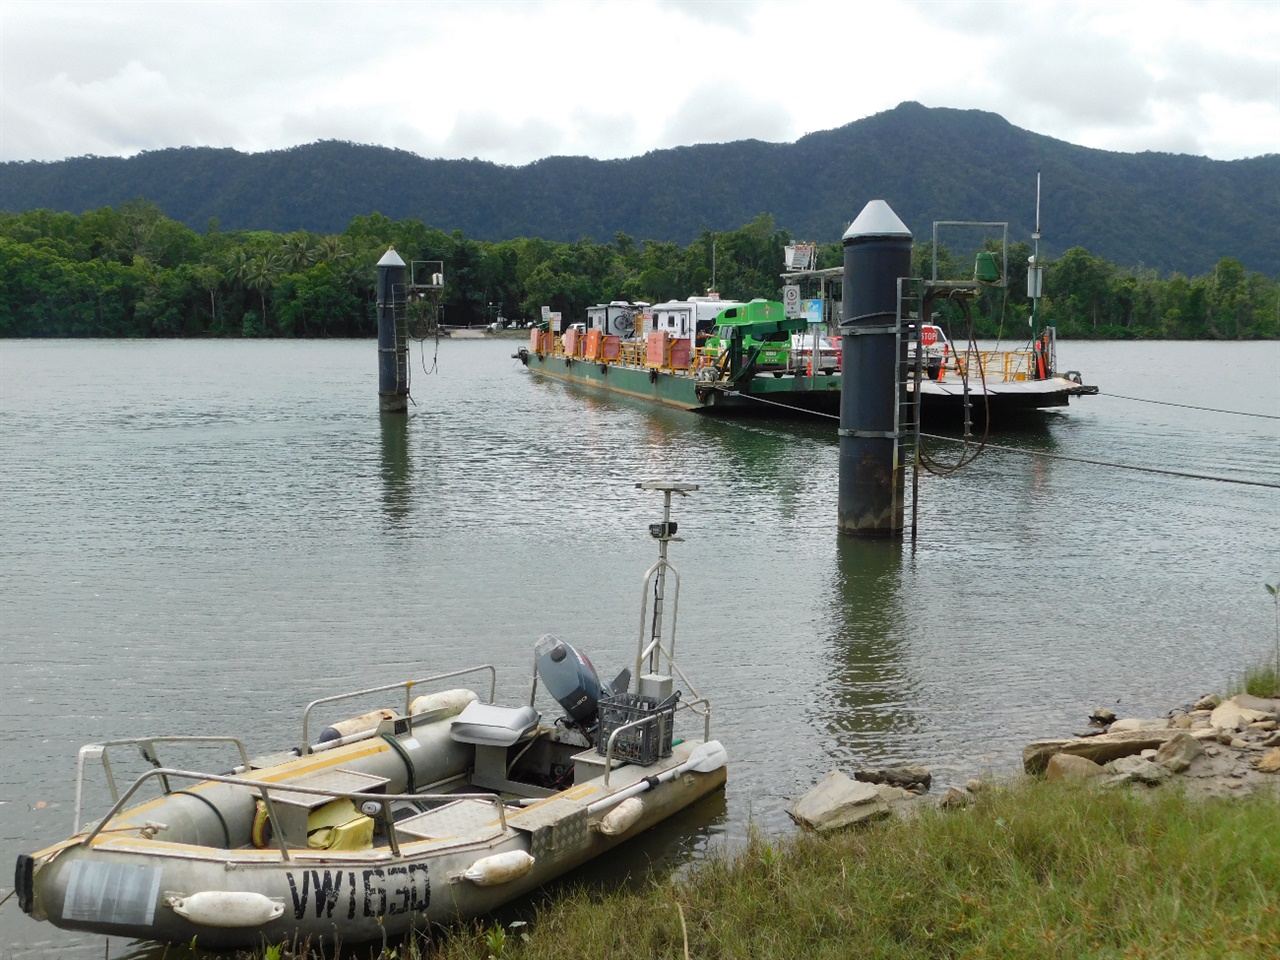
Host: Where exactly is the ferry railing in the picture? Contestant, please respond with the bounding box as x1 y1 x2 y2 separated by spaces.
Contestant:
72 736 252 834
544 334 711 376
950 349 1034 384
300 665 498 755
76 767 512 862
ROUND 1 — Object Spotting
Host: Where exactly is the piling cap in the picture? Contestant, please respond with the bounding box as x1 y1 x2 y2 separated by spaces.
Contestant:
377 247 406 268
842 200 912 242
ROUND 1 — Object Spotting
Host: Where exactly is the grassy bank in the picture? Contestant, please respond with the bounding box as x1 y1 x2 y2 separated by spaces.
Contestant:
228 778 1278 960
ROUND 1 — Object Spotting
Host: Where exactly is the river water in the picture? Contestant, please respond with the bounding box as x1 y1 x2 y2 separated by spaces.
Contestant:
1 337 1277 958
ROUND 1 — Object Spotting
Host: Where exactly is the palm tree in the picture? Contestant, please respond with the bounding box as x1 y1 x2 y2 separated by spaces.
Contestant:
244 252 281 326
280 233 317 274
316 235 351 266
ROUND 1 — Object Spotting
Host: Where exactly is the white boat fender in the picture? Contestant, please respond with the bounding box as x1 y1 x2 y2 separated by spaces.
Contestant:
596 796 645 836
166 891 285 927
409 688 479 717
317 708 397 744
460 850 535 886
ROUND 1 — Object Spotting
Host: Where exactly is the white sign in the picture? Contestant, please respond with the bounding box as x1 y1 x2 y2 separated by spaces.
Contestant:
802 298 823 324
541 306 551 320
782 285 801 318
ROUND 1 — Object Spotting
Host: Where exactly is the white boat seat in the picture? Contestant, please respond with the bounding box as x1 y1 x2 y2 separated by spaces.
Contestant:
449 703 540 747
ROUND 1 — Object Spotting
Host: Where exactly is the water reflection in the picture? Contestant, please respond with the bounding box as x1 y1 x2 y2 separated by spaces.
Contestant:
817 537 920 762
379 413 411 525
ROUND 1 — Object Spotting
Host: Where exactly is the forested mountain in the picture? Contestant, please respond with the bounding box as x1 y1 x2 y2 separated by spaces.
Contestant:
2 102 1276 277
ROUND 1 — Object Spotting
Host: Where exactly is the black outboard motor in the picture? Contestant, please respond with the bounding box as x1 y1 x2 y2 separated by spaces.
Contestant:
534 634 628 727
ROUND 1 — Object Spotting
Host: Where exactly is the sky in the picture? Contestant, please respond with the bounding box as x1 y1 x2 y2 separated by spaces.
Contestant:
2 0 1277 166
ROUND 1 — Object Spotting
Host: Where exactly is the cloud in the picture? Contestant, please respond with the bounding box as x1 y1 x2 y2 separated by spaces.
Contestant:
4 60 238 159
440 111 566 164
661 82 794 149
658 0 759 34
1 0 1276 164
566 109 639 158
907 0 1280 159
1005 37 1156 127
1155 41 1278 106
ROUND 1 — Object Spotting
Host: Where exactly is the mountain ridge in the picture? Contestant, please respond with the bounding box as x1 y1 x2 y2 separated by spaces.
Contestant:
2 103 1276 276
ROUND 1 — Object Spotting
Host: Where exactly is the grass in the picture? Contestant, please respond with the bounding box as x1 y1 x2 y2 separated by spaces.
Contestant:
1229 658 1280 699
1225 582 1280 699
221 779 1279 960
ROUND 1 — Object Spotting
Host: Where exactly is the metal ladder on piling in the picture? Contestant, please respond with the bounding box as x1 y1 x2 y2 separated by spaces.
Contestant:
392 282 410 395
896 278 924 539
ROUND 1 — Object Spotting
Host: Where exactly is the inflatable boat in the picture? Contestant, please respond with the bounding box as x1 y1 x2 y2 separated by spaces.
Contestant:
15 482 725 950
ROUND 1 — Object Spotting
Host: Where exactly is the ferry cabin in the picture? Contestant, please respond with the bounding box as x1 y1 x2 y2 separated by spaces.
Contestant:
643 296 747 341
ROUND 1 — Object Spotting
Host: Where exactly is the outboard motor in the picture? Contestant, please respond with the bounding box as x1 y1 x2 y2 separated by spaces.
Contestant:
534 634 629 726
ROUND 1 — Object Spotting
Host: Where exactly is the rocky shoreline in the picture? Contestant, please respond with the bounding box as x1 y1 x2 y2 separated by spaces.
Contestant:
790 692 1280 831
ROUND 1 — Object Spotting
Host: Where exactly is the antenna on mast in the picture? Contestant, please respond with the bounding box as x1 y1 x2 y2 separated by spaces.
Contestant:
1028 171 1043 329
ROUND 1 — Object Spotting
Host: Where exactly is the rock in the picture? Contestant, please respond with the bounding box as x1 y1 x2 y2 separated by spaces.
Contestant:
1210 699 1271 731
872 784 913 802
1256 748 1280 774
1172 715 1194 729
1190 727 1222 741
788 771 889 832
1090 707 1117 724
1023 729 1183 774
1264 731 1280 747
1046 754 1106 782
1109 718 1170 732
1192 693 1222 711
1154 732 1206 773
853 765 932 792
1249 720 1278 731
965 779 986 793
939 787 972 808
1234 694 1280 717
1105 756 1172 785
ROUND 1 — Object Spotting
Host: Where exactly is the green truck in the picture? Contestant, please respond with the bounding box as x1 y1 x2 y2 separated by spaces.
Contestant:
705 300 806 376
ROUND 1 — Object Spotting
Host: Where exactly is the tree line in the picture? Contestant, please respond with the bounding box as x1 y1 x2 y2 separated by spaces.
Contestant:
1 201 1275 340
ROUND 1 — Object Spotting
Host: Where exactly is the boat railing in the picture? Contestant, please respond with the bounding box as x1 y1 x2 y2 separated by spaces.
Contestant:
72 736 252 834
599 695 712 788
300 665 498 755
77 766 512 862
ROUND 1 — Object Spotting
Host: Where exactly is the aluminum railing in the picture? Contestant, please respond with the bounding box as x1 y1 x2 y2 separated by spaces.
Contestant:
78 766 510 862
300 665 497 754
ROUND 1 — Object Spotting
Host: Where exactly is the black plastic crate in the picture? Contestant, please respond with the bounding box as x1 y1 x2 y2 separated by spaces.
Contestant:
596 693 675 764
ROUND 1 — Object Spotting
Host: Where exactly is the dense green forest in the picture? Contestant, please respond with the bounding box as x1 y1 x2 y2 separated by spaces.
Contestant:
3 103 1277 277
1 202 1275 340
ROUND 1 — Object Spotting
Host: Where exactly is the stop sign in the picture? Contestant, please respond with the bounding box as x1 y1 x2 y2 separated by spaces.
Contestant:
921 326 938 346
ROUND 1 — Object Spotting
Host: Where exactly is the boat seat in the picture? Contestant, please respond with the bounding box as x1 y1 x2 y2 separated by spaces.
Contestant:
449 703 540 747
